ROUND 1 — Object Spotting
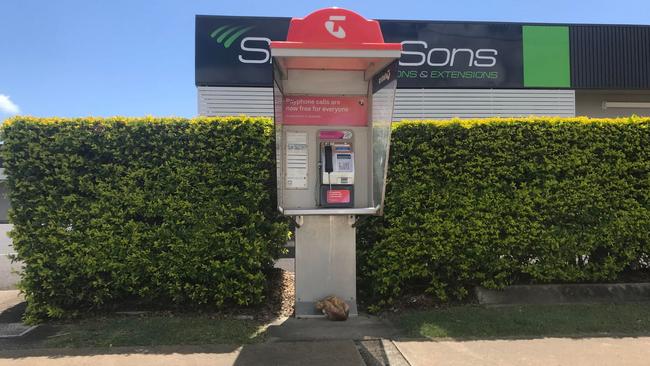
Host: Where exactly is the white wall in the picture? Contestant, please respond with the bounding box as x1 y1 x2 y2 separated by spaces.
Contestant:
198 87 577 119
0 224 20 290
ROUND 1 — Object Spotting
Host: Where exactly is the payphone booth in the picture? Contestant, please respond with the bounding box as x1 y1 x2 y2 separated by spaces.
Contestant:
271 7 401 317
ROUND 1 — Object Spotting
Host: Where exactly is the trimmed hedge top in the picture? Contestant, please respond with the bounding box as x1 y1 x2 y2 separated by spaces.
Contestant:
396 115 650 127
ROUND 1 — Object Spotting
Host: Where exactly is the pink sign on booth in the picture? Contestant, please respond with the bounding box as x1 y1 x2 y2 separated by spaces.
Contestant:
326 189 351 204
283 96 368 126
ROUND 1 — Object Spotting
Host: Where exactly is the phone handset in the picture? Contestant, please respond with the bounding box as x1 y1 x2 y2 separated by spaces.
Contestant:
324 144 333 190
324 145 333 173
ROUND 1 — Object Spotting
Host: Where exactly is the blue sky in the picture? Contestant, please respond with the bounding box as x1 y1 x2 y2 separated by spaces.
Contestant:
1 0 649 118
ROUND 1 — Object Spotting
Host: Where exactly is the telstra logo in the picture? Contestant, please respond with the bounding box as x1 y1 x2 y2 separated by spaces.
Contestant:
325 15 346 39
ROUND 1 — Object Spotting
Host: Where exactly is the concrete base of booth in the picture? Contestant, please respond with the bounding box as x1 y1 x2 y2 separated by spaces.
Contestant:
294 215 358 318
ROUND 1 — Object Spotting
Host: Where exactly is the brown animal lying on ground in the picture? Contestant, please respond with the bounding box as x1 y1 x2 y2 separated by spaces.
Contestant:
316 295 350 321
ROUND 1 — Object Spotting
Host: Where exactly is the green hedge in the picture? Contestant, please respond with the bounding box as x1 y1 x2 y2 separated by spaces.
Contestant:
2 117 289 322
358 117 650 309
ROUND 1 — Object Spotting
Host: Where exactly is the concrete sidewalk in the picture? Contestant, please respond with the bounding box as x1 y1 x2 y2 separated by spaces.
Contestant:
395 337 650 366
3 337 650 366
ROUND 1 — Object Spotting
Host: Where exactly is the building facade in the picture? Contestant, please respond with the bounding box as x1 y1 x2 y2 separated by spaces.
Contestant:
196 16 650 119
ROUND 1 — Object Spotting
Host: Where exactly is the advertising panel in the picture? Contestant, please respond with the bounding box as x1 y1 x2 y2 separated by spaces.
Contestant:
283 96 368 126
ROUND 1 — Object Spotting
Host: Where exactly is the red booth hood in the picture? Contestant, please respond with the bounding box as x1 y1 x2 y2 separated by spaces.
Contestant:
270 8 402 73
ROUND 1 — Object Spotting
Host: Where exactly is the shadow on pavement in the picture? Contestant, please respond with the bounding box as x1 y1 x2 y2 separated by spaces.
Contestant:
233 340 366 366
263 314 400 341
230 315 406 365
0 344 242 358
0 302 25 323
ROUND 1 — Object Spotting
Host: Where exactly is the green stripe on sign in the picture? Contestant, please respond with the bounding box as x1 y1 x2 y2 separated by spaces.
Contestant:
523 26 570 88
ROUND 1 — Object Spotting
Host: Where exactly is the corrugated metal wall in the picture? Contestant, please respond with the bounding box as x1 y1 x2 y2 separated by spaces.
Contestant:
198 86 275 117
393 89 575 119
199 87 575 119
570 25 650 89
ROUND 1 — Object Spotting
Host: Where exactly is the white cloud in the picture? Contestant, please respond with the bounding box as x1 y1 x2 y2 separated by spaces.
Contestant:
0 94 20 115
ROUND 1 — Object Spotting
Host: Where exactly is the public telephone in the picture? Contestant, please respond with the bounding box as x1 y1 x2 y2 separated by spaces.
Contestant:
270 7 401 318
319 133 354 208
